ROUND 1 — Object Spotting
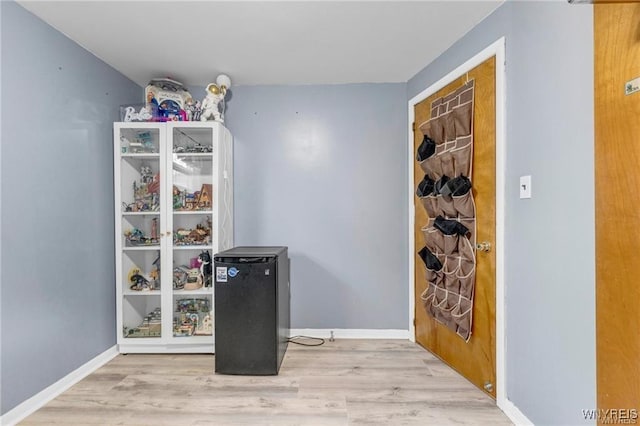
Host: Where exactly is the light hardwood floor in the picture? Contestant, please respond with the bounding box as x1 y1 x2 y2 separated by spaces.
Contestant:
21 339 512 425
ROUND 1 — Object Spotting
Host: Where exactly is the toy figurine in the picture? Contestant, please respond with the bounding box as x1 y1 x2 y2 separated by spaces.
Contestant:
199 251 213 287
151 217 158 240
200 83 225 122
173 266 189 290
184 269 203 290
149 254 160 289
129 270 151 291
128 262 160 291
184 98 202 121
124 227 159 246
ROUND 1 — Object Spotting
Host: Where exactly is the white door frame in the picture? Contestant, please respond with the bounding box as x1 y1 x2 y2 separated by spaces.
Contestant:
407 37 508 408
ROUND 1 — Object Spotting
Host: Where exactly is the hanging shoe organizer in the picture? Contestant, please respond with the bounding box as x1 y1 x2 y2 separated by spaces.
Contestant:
416 80 476 342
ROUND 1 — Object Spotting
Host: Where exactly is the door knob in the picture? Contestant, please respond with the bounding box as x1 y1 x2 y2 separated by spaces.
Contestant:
476 241 492 252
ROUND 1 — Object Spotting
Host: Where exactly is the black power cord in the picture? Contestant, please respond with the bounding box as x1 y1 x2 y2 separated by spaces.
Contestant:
287 335 325 346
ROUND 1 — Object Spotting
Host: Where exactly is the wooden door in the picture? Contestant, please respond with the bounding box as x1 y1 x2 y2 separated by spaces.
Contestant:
413 57 496 397
595 3 640 414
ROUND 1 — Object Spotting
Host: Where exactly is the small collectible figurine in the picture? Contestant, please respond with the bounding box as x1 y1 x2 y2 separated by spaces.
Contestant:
128 268 152 291
151 217 158 241
200 83 224 122
184 98 202 121
199 251 212 287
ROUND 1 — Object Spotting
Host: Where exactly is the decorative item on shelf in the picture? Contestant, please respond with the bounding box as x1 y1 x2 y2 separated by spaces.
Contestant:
124 222 160 246
190 255 202 269
194 313 213 336
173 143 213 153
199 251 213 287
174 216 212 246
121 131 155 154
128 268 152 291
145 77 192 122
184 269 203 290
173 184 213 211
124 307 161 338
120 104 153 122
173 266 189 290
127 254 160 291
173 257 207 291
184 99 202 121
200 74 231 123
124 166 160 212
173 298 212 337
176 298 210 313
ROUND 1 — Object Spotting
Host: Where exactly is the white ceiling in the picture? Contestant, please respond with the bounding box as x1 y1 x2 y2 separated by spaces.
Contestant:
17 1 504 88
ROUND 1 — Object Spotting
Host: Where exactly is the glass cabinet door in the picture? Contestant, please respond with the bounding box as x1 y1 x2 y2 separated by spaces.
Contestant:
169 125 215 340
116 125 164 340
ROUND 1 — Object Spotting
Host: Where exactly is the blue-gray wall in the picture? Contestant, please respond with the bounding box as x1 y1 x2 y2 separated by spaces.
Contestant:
224 84 408 329
0 2 140 414
408 2 595 425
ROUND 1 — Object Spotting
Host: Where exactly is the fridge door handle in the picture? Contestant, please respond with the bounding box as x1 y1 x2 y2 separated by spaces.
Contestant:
215 257 273 264
237 257 271 263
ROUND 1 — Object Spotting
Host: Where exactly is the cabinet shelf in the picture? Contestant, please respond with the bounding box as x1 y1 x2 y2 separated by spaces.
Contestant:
172 153 214 158
122 211 161 216
173 210 213 215
122 337 163 342
173 288 213 296
172 245 214 250
122 153 160 159
170 335 213 343
123 290 162 296
123 246 161 251
115 121 233 354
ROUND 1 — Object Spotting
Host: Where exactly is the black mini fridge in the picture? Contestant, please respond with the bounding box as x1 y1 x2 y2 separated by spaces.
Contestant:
214 246 289 375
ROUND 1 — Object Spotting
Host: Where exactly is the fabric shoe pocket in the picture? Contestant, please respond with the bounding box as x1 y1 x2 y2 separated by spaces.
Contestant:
453 102 473 138
422 225 445 255
428 117 445 145
451 140 472 178
457 236 475 262
437 194 457 218
443 273 460 294
452 298 472 336
443 233 459 255
443 112 455 143
457 259 475 300
452 191 475 219
420 194 440 218
419 154 442 180
440 149 455 178
420 282 436 315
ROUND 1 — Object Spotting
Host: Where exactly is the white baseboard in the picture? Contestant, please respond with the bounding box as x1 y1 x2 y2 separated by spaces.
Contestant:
289 328 409 339
1 345 118 426
498 397 534 425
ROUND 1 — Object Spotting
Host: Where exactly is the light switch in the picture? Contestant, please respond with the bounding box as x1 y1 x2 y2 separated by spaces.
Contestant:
520 175 532 199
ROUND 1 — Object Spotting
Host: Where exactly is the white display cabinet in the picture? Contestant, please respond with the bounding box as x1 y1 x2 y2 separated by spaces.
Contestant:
114 122 233 353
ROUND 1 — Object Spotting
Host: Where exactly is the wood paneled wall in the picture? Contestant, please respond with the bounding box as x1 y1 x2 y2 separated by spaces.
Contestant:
595 2 640 413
